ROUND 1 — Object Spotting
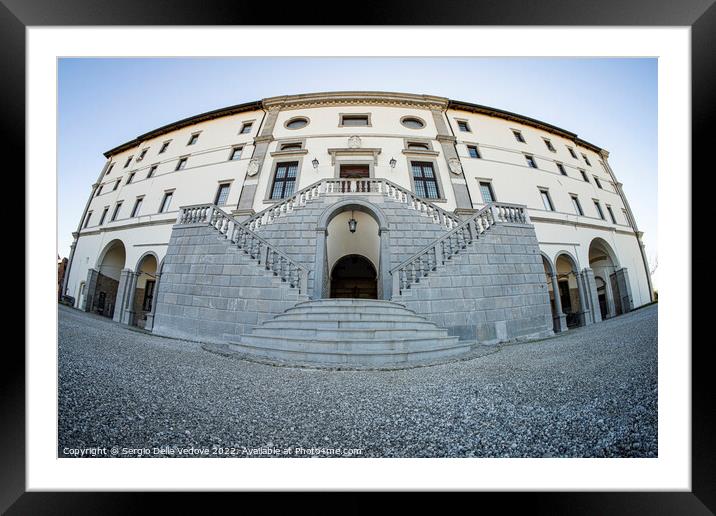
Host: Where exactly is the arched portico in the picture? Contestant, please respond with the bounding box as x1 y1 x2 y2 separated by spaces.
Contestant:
314 198 392 300
126 252 159 327
84 239 126 318
554 251 589 328
542 252 567 332
588 237 629 318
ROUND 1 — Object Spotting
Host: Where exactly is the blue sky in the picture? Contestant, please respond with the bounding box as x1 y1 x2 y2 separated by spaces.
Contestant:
58 57 657 284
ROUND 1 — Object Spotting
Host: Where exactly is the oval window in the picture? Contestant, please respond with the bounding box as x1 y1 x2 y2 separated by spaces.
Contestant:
286 117 309 129
401 117 425 129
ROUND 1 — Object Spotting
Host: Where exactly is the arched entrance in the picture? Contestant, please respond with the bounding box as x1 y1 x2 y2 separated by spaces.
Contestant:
330 254 378 299
91 239 126 318
588 238 621 318
315 199 392 300
555 252 587 328
542 253 566 332
130 253 158 328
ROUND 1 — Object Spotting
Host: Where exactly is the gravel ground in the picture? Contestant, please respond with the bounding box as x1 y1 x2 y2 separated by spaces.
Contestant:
58 304 657 458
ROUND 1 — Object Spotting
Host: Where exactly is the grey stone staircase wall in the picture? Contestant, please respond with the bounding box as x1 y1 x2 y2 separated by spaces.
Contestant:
152 224 306 343
394 223 554 344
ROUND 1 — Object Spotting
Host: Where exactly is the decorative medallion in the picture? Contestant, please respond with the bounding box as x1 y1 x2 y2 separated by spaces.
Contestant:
448 158 463 175
246 158 261 177
347 136 362 149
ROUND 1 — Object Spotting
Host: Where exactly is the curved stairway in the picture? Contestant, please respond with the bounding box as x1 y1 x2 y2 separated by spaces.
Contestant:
225 298 472 367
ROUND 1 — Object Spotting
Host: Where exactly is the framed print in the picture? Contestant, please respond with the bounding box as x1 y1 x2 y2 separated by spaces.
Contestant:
6 0 709 512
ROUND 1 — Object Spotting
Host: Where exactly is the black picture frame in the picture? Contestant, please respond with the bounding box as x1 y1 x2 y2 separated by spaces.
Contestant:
6 0 706 512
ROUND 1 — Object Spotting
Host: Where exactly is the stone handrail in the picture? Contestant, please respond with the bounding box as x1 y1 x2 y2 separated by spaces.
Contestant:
390 202 530 295
244 178 462 232
177 204 309 294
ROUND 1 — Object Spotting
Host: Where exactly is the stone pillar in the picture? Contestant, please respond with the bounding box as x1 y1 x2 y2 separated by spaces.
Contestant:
83 268 99 312
582 268 602 324
313 228 328 300
121 272 140 325
145 272 161 331
550 273 568 332
613 267 634 312
113 268 133 323
603 273 617 318
575 271 591 326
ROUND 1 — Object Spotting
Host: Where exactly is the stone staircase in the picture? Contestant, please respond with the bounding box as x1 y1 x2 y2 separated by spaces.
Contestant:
224 298 473 367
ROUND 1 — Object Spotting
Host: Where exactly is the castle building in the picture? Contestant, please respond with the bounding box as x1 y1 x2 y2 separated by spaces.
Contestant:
62 91 653 366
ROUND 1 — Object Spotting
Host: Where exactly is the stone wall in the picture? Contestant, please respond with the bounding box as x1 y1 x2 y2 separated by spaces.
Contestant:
394 223 554 344
152 224 307 343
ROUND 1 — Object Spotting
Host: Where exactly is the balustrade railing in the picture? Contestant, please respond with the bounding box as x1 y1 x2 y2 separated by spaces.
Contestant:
245 178 462 232
390 202 529 295
177 204 309 294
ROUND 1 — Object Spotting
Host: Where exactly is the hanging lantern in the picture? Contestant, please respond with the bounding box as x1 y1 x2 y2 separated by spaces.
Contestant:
348 210 357 233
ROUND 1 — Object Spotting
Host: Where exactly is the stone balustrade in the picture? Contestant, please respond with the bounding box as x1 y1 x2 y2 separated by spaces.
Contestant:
245 178 462 232
177 204 309 294
390 202 530 295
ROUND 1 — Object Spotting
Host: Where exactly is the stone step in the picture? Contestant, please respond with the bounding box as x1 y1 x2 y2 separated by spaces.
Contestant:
227 339 471 366
292 298 408 309
232 333 461 353
284 304 417 316
259 318 439 330
250 327 449 340
275 311 427 323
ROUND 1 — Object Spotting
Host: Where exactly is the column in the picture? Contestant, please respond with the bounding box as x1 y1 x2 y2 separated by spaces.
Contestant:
83 268 99 312
582 268 602 324
113 268 132 323
550 273 568 332
614 268 634 312
603 273 617 318
121 272 140 325
575 271 591 326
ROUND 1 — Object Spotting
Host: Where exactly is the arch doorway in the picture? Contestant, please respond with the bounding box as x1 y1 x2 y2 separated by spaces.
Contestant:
588 238 621 318
330 254 378 299
92 239 126 318
131 253 158 328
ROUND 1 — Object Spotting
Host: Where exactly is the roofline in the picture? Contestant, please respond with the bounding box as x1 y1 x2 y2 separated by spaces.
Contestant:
102 91 603 158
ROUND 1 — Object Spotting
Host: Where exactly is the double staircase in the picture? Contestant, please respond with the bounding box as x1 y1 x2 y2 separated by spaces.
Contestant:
224 298 472 367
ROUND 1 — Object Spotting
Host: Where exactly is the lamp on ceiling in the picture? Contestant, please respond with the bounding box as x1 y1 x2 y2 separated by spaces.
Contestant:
348 210 357 233
312 158 319 169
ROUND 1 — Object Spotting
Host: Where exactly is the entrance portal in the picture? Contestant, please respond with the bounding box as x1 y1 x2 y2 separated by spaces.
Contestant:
330 254 377 299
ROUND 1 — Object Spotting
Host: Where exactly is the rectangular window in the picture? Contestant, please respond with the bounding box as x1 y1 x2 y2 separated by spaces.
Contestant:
568 147 578 159
126 172 136 184
270 162 299 200
580 169 589 182
95 184 103 196
479 181 495 203
606 205 617 224
130 197 143 218
240 121 253 133
159 192 173 213
280 142 303 151
229 147 243 160
623 209 632 226
467 145 481 158
411 161 440 199
83 211 92 229
124 156 133 168
544 139 556 152
159 141 171 154
571 195 584 215
147 165 158 178
138 148 148 160
99 207 109 225
340 115 369 127
539 189 555 211
111 202 123 221
593 176 603 189
525 155 538 169
187 133 199 145
214 183 231 206
582 153 592 166
105 163 114 175
113 179 120 191
175 157 188 171
513 130 525 143
556 163 567 176
594 200 605 220
457 120 471 132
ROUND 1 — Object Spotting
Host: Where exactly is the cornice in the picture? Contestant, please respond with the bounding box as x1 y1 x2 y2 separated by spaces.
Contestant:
262 91 449 112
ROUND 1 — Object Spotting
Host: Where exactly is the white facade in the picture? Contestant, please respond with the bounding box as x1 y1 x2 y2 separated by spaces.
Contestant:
64 91 652 330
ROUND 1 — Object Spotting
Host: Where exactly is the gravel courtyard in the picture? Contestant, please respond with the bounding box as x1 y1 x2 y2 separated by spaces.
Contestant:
58 304 657 458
